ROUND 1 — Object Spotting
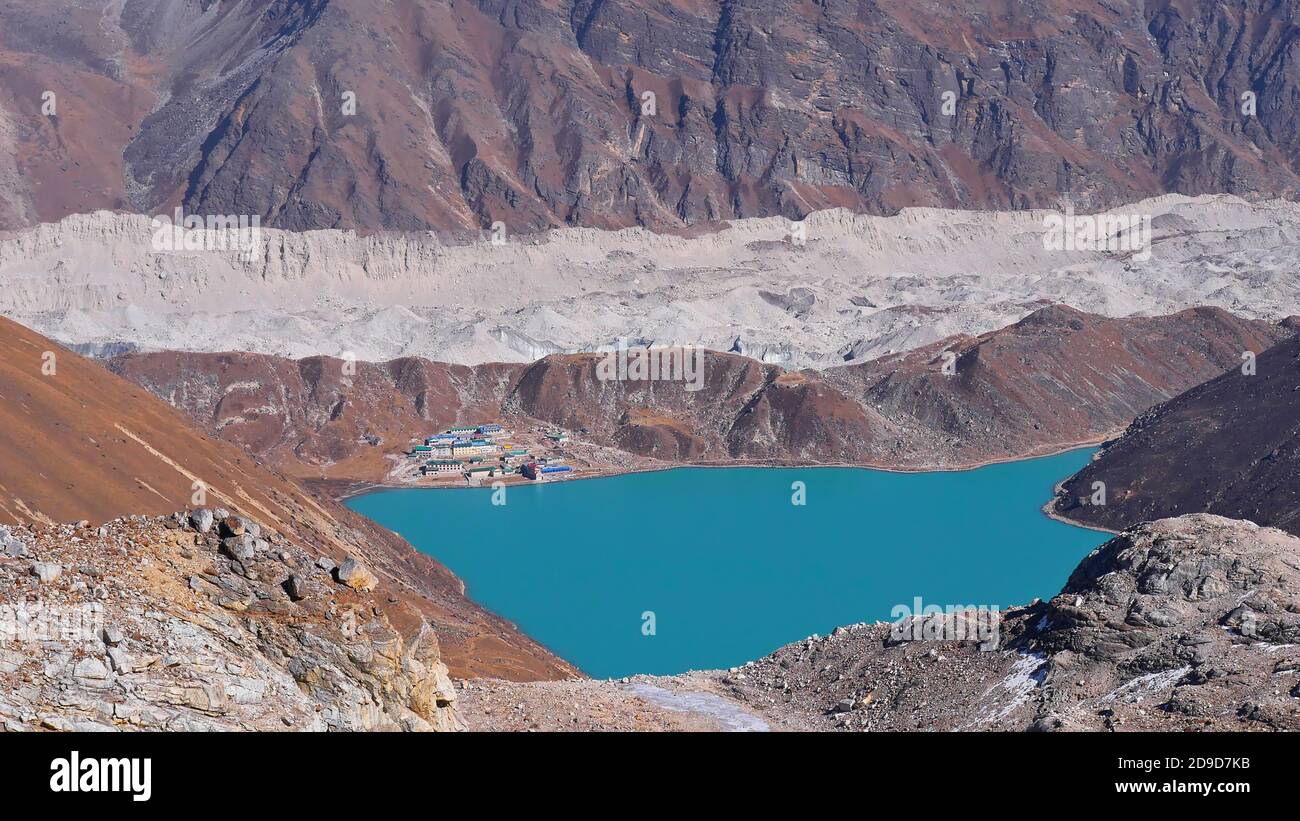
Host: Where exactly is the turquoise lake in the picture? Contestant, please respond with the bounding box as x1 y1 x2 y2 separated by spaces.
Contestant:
346 449 1105 678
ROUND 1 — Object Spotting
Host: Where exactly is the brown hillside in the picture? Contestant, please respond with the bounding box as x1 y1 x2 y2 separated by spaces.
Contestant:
108 306 1293 479
1054 329 1300 536
0 315 573 680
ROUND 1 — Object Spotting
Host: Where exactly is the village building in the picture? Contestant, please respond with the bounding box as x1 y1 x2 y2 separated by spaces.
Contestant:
452 439 498 457
421 460 463 475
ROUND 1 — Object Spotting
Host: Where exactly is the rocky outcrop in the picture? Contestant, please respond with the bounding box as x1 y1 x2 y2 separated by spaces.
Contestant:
0 512 461 731
676 515 1300 731
1054 327 1300 535
109 305 1292 477
4 1 1300 231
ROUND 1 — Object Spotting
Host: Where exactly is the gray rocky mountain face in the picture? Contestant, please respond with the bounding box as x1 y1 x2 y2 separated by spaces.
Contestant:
2 0 1300 231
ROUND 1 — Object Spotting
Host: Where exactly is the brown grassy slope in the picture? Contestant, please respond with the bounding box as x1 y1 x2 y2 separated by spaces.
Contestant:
108 305 1295 478
106 349 524 483
0 315 573 680
822 305 1294 466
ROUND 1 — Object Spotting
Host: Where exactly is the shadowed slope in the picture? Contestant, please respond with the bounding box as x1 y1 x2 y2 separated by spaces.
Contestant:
1055 323 1300 535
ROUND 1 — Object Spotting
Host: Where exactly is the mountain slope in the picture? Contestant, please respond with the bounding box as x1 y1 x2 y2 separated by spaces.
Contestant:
106 305 1291 477
4 0 1300 231
0 314 574 681
1054 325 1300 535
103 349 523 483
821 305 1293 466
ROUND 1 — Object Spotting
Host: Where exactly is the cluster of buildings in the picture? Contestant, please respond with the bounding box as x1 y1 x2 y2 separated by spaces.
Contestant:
407 423 574 482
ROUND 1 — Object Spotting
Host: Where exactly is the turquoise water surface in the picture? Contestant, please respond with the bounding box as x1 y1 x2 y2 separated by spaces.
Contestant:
346 449 1105 678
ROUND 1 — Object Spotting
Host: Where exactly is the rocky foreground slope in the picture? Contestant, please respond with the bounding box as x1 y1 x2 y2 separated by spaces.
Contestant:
0 511 462 731
3 1 1300 232
460 515 1300 731
1055 331 1300 536
711 515 1300 731
0 315 573 683
107 305 1290 477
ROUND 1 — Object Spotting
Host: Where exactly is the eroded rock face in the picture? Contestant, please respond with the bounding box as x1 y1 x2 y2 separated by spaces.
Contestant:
1025 516 1300 729
4 1 1300 231
0 514 463 732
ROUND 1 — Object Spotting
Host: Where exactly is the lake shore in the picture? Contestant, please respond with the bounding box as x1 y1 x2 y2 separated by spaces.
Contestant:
327 434 1118 504
346 450 1107 679
330 439 1115 687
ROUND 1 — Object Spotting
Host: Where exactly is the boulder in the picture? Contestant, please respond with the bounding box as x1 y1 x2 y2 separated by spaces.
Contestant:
72 657 111 683
0 525 27 557
284 574 307 601
220 534 256 562
218 515 246 538
30 562 62 583
336 556 378 592
1 536 28 558
189 508 215 534
106 646 133 674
